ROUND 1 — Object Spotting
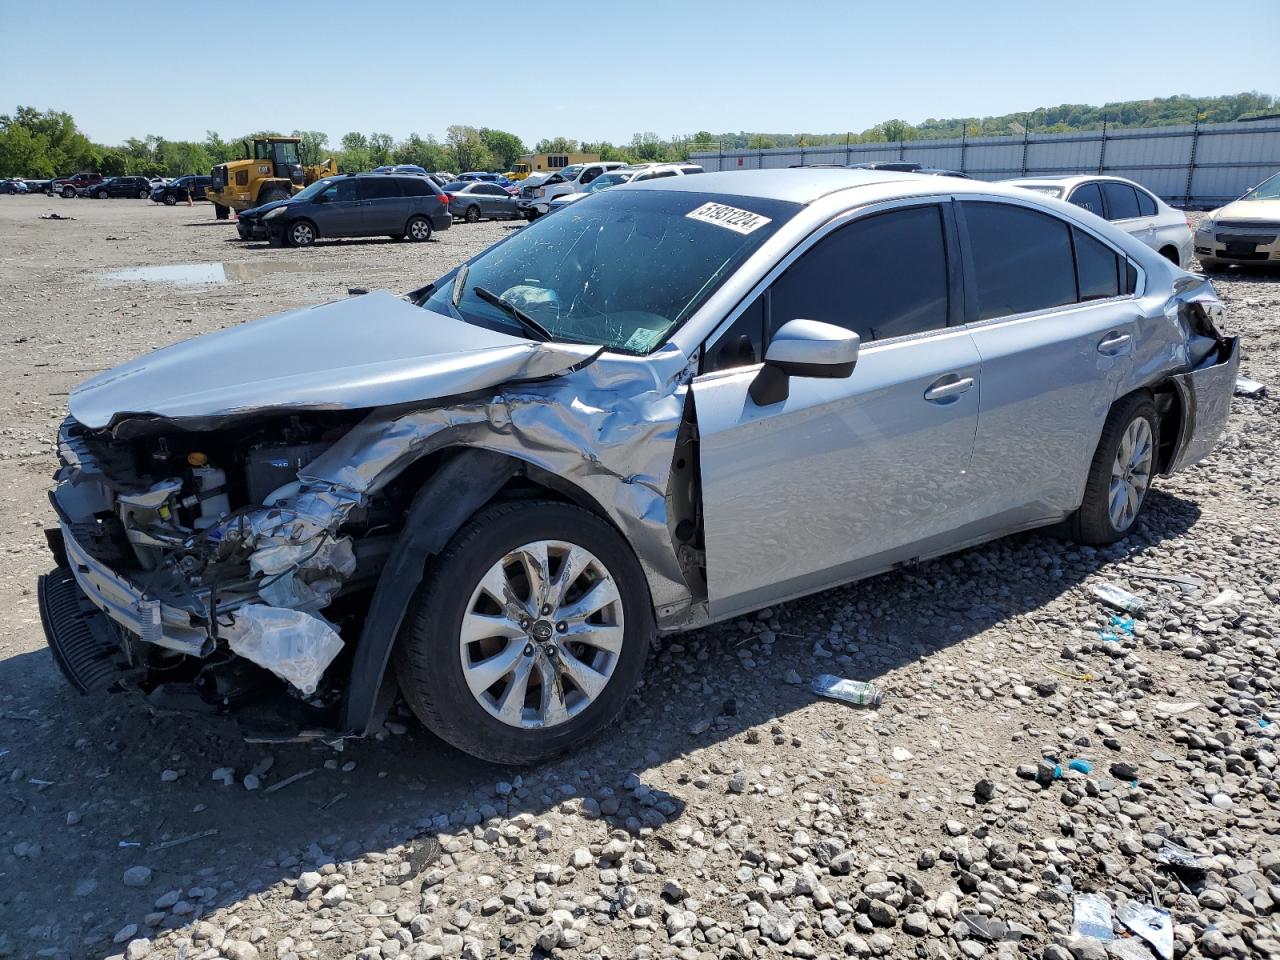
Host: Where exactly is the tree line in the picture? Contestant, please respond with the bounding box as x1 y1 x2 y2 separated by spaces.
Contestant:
0 92 1274 178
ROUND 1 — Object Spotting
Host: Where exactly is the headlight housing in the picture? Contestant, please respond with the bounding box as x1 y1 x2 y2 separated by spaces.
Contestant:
1196 216 1215 235
263 207 287 220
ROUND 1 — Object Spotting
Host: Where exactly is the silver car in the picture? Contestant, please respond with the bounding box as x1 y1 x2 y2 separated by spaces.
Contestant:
1004 175 1194 269
39 170 1237 763
443 180 522 223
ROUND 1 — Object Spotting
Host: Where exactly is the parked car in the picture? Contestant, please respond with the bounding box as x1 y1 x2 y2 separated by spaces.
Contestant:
1193 170 1280 270
1004 175 1193 268
457 171 507 184
373 165 430 176
151 176 213 205
39 169 1237 764
545 163 703 213
50 173 103 198
81 176 154 199
522 160 628 218
245 172 451 247
443 181 521 222
1 178 30 194
23 178 52 194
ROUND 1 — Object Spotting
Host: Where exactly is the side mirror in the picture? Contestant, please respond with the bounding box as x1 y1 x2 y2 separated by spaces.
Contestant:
748 319 859 406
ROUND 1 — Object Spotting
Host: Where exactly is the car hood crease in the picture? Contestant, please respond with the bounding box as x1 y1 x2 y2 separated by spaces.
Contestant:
69 290 601 429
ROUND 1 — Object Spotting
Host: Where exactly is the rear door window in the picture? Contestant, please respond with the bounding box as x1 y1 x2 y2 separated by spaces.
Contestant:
960 201 1076 320
1073 228 1121 301
769 204 950 342
1101 182 1140 220
1068 182 1104 216
363 178 402 199
1135 188 1158 217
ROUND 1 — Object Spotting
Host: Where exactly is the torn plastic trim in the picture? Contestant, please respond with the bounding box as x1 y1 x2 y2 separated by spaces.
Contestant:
223 605 344 696
1166 336 1240 474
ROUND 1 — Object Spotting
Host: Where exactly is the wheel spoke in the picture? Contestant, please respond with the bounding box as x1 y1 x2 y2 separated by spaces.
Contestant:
463 639 526 698
495 655 535 725
563 622 623 654
460 611 525 647
477 562 528 621
556 647 610 700
550 544 590 608
519 542 551 608
557 577 620 623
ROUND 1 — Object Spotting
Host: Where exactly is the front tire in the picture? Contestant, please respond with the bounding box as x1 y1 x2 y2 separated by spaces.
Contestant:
1069 393 1158 545
162 193 177 206
288 220 316 247
97 189 108 199
464 205 481 223
395 500 653 765
61 187 75 198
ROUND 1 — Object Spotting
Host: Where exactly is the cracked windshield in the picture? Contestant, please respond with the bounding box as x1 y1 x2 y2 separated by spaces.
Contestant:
425 190 797 353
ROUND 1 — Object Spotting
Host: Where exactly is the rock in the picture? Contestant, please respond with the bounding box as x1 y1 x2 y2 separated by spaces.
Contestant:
122 866 152 888
535 922 562 951
891 747 914 762
113 924 138 944
296 872 323 895
974 779 996 800
1108 761 1139 780
903 912 929 936
125 940 152 960
321 883 348 907
211 766 235 785
160 769 179 782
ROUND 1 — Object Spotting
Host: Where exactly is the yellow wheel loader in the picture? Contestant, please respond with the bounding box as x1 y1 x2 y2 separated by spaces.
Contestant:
207 137 338 220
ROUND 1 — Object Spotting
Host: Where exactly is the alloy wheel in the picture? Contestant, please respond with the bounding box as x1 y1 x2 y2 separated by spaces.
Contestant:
459 539 623 729
1108 417 1153 530
291 223 314 246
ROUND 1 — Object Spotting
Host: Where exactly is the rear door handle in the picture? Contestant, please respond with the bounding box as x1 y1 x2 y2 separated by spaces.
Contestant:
1097 332 1132 354
924 375 975 403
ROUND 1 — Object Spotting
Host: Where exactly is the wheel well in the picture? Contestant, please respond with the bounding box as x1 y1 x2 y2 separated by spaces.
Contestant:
1159 245 1180 264
1149 381 1184 474
288 216 318 237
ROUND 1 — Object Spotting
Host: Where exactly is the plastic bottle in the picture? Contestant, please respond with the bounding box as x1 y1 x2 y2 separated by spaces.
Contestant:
811 674 883 707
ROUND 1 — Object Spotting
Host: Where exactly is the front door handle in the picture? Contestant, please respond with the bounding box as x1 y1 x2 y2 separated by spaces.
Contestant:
924 375 975 403
1097 332 1132 354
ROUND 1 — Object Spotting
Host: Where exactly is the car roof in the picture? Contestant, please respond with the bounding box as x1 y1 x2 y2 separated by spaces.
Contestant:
1005 174 1146 188
622 168 915 203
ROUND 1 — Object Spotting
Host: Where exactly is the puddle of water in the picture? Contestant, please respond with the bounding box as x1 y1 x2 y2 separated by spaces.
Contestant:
98 261 316 286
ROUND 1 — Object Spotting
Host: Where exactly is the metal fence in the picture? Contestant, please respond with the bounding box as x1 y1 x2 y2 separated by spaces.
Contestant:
688 120 1280 208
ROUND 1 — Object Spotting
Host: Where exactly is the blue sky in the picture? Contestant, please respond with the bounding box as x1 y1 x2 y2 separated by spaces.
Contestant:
2 0 1277 148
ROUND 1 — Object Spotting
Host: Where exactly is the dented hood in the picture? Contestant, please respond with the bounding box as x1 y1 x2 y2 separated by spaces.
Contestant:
70 290 600 429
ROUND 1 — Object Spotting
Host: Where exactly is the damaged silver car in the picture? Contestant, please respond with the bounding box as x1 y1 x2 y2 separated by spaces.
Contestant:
40 170 1239 763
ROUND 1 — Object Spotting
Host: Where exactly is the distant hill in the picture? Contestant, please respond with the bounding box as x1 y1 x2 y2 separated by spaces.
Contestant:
695 92 1278 150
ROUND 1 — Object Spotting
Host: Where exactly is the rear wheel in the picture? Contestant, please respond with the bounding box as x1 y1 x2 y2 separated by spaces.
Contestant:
1069 393 1158 545
464 205 481 223
162 193 177 206
406 215 432 242
61 187 75 199
214 203 230 220
137 188 149 199
97 189 108 200
236 221 252 241
288 220 316 247
395 500 653 765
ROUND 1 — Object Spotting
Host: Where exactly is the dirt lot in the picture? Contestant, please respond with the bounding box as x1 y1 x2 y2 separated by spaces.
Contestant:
0 193 1276 960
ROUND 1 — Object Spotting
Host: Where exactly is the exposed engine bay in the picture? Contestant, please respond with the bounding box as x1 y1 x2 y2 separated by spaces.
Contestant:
49 411 412 722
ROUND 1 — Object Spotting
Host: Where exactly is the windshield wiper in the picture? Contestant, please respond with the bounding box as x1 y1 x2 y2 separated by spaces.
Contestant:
472 285 552 342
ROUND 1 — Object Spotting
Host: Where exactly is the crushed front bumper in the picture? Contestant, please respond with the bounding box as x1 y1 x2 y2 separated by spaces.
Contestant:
1167 336 1240 472
56 522 211 656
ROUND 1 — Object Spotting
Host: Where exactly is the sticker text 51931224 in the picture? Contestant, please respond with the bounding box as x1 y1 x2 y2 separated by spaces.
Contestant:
685 202 772 236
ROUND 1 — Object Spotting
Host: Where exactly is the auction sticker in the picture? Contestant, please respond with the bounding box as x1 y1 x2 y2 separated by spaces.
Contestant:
685 202 772 235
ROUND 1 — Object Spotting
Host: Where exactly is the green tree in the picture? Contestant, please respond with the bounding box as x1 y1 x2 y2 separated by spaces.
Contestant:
446 125 491 171
479 128 525 169
291 129 330 165
534 136 578 154
368 132 394 166
339 131 371 172
0 122 52 176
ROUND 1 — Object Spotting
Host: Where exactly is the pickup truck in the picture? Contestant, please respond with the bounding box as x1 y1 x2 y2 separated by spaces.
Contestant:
49 173 103 198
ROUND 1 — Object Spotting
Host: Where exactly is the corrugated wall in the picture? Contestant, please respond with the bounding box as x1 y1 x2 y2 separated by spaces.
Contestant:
689 121 1280 207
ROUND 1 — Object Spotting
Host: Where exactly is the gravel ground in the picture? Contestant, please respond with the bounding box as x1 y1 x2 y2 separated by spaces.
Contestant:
0 194 1277 960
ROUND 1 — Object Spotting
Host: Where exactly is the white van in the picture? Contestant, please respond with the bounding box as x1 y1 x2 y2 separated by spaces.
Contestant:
524 161 628 218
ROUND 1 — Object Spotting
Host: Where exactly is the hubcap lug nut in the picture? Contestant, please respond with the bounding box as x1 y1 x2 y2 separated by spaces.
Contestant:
556 621 567 633
540 604 552 615
524 644 534 656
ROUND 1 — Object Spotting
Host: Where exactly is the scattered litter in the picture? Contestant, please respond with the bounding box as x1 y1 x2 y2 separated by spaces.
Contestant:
811 674 882 707
264 768 318 793
150 828 218 851
1261 718 1272 729
1153 701 1203 718
1044 662 1100 682
1068 759 1093 774
1235 376 1266 398
1126 571 1205 594
1091 582 1147 615
1157 839 1211 876
27 778 53 786
1110 615 1136 633
347 287 369 295
320 792 347 810
1118 901 1174 959
0 749 8 758
1071 892 1114 941
39 213 75 220
959 911 1008 941
117 840 141 848
1205 588 1241 608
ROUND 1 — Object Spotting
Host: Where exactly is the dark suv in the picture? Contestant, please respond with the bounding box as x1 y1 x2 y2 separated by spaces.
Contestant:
240 173 451 247
82 176 153 199
150 176 213 205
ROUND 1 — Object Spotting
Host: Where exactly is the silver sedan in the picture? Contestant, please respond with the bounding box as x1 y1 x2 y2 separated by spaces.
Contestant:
42 170 1238 764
